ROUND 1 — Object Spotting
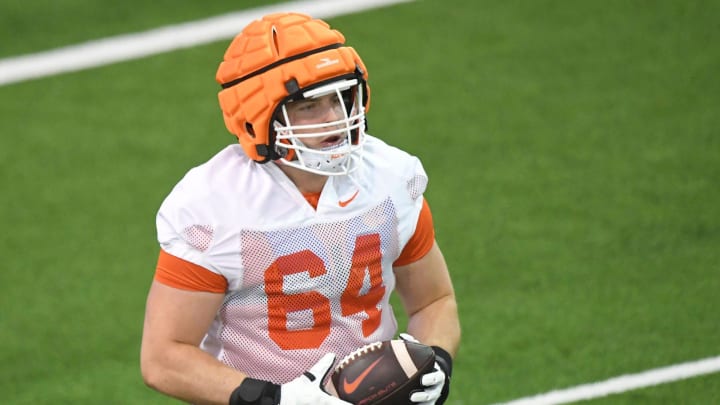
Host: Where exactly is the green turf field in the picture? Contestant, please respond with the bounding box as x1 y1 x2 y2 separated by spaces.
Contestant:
1 0 718 404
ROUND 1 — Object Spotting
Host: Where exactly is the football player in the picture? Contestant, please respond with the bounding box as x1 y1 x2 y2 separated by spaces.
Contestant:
140 12 460 405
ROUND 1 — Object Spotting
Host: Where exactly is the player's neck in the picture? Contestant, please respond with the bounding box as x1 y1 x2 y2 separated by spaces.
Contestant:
275 162 328 194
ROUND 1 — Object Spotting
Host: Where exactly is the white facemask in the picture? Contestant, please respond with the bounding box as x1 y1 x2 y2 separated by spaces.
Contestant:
273 78 366 176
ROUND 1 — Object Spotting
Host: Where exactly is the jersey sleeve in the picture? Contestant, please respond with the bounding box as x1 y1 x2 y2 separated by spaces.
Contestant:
155 159 242 272
393 198 435 267
154 249 228 292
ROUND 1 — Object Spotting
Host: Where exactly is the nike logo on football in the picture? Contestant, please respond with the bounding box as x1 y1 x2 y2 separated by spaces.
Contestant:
342 357 383 395
338 190 359 207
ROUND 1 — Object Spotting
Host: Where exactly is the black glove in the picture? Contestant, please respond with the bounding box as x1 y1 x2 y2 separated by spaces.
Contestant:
431 345 453 405
399 333 454 404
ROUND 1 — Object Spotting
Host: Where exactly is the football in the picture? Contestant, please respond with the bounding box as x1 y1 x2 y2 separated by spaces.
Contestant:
325 339 436 405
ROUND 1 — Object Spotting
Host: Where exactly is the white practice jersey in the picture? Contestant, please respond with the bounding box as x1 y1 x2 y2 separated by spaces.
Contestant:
156 135 428 384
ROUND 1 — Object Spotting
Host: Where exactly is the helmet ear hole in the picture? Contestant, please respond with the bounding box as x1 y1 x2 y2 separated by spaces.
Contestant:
245 122 256 138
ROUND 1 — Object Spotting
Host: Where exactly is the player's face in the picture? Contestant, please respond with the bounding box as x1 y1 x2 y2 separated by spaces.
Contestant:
285 93 346 150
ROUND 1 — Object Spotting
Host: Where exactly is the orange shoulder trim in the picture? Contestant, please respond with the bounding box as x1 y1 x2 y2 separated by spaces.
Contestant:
393 198 435 267
154 249 228 293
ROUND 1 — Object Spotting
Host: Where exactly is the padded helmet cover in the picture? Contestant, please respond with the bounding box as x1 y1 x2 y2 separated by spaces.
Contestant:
216 13 370 162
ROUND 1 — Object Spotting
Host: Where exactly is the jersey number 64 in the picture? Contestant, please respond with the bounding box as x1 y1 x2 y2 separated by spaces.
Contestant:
264 233 386 350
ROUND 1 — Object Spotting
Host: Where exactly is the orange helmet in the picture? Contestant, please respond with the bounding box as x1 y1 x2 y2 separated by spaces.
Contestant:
216 13 370 173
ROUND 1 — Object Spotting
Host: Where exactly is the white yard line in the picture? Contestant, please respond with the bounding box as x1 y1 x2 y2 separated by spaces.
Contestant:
493 355 720 405
0 0 413 86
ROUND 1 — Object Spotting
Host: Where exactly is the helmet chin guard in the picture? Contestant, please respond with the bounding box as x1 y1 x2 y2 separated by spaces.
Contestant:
215 13 370 172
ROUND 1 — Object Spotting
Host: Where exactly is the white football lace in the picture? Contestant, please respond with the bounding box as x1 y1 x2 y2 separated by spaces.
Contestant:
335 341 384 371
